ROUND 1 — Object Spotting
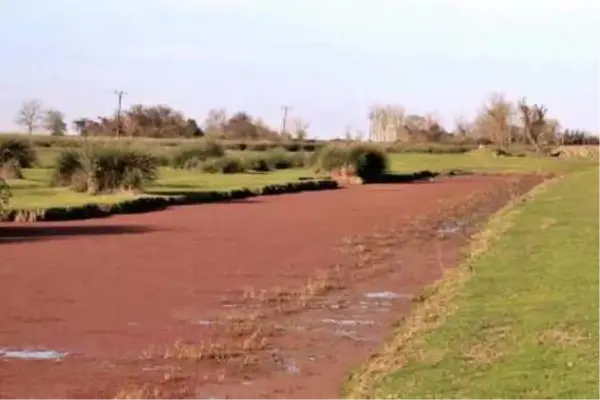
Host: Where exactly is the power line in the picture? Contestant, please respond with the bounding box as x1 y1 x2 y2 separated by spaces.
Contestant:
114 89 127 138
281 105 292 135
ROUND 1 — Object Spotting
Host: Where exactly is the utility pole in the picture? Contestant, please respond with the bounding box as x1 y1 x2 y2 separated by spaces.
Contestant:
114 89 126 138
280 105 292 136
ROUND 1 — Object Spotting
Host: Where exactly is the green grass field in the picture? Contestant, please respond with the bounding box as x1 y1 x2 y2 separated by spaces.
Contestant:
5 167 318 209
5 150 597 210
344 166 599 399
389 151 595 174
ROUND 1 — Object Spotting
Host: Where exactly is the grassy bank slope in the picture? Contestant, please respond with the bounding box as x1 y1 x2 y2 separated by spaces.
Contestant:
345 167 599 399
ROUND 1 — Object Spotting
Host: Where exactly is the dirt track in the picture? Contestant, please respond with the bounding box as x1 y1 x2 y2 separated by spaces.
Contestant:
0 174 544 398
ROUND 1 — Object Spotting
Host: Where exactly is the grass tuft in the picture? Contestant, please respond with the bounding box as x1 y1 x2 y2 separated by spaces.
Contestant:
51 145 159 194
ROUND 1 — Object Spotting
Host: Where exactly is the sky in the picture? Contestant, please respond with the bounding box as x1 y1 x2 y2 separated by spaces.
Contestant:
0 0 598 137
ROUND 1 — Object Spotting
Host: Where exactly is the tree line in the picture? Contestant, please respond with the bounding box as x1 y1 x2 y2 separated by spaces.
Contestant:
13 94 598 146
368 93 598 147
14 99 311 141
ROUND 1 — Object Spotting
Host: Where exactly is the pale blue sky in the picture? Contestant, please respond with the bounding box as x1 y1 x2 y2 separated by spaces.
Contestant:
0 0 598 137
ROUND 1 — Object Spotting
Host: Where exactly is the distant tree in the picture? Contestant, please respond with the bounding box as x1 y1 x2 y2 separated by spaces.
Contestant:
203 108 228 136
224 112 261 139
560 129 599 145
123 104 187 137
184 118 204 137
73 105 278 139
291 117 309 140
44 108 67 136
542 118 560 145
368 105 408 142
454 116 472 136
74 105 201 138
15 99 43 135
73 118 87 135
518 98 548 153
223 111 280 140
344 125 353 141
472 93 515 146
72 118 99 136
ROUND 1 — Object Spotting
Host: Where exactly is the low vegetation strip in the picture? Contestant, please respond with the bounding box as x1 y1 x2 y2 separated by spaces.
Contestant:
1 179 339 222
344 167 599 399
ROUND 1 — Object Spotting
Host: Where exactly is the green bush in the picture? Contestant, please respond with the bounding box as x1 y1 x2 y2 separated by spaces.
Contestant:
347 144 389 182
0 138 37 179
315 144 388 182
246 142 269 152
314 145 350 171
52 145 159 194
0 178 10 212
171 140 225 169
244 155 272 172
266 148 294 169
242 150 308 172
200 156 246 174
385 143 474 154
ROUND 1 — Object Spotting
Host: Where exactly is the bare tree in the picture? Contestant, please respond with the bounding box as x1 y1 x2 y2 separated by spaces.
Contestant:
454 116 472 136
203 108 228 136
518 98 546 153
291 117 309 140
15 99 43 135
472 93 515 146
44 108 67 136
543 118 561 145
344 125 353 141
485 93 514 147
368 105 407 142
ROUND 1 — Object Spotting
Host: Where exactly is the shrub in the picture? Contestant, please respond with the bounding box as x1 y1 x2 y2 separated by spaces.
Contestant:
0 178 9 212
266 148 294 169
171 140 225 169
315 144 388 182
314 145 350 171
0 138 37 179
52 148 84 187
347 144 389 182
386 143 474 154
52 145 159 194
243 150 309 172
244 155 272 172
246 142 269 152
201 156 246 174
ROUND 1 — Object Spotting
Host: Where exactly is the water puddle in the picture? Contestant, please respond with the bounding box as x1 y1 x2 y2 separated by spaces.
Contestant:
0 348 68 360
438 219 469 235
364 291 409 300
321 318 375 326
142 365 177 372
333 328 357 337
283 360 300 374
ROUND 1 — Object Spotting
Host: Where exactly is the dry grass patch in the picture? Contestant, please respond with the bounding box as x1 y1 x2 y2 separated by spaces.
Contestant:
538 328 586 348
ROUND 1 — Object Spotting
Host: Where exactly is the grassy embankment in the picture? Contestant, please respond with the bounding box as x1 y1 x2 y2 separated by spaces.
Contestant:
6 148 596 210
344 166 599 399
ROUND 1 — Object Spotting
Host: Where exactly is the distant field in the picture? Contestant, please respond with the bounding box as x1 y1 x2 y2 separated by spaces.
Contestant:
6 148 597 210
388 151 596 174
345 166 600 398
